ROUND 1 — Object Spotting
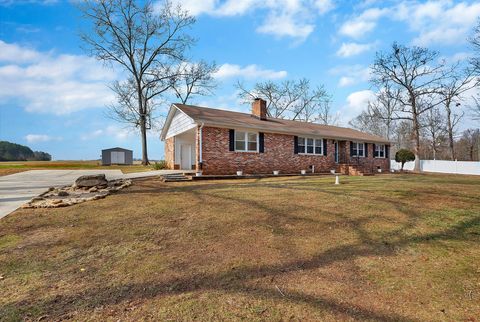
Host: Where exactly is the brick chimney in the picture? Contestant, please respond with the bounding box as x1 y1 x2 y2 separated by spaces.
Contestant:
252 98 267 120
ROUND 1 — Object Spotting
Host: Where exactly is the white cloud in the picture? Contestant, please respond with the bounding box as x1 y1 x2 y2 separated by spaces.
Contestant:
214 63 287 80
338 77 356 87
339 20 375 39
339 1 480 46
338 89 375 125
339 7 388 39
81 126 134 141
336 42 374 57
256 11 315 40
0 41 117 115
315 0 335 14
159 0 217 16
0 40 42 63
329 64 371 87
397 1 480 46
25 134 61 143
169 0 335 41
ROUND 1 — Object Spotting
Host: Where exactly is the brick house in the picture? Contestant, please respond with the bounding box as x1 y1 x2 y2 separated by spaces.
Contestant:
160 99 391 175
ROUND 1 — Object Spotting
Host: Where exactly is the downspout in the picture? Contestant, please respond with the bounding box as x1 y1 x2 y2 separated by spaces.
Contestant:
199 123 204 169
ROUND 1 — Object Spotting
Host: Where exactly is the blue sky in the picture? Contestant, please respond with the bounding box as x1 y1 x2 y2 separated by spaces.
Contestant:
0 0 479 160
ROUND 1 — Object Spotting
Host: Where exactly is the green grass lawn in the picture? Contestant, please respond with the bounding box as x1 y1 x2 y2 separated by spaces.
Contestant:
0 160 155 176
0 174 479 321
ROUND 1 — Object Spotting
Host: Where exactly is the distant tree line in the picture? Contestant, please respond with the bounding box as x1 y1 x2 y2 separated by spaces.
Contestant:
0 141 52 161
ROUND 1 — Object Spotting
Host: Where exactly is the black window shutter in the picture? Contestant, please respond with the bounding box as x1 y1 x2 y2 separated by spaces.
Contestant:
373 144 377 157
259 132 264 153
294 136 298 154
385 145 390 159
365 143 368 157
323 139 327 156
350 141 354 156
229 129 235 151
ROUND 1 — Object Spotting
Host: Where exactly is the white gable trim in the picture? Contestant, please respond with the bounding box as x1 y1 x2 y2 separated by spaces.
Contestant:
160 104 197 140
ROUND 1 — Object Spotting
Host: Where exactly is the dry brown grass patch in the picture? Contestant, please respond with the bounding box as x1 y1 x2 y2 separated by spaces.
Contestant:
0 174 479 321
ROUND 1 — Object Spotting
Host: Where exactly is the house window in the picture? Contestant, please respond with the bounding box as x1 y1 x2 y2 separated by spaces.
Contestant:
375 144 385 158
352 142 365 157
315 139 323 154
248 132 257 151
298 137 306 154
235 131 258 152
307 138 314 154
299 137 323 155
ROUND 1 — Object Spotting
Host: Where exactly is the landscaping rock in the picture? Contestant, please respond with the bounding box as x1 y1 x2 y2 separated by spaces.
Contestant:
74 174 108 188
24 178 132 209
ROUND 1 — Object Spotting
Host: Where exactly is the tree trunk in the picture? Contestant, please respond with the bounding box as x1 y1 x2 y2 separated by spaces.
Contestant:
137 84 149 166
411 101 421 172
140 116 149 165
445 103 455 161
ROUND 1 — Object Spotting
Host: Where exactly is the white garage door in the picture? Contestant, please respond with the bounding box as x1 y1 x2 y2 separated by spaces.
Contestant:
111 151 125 164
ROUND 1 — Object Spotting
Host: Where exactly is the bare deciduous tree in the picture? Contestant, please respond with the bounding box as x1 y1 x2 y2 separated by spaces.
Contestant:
370 43 448 171
471 95 480 121
422 106 447 160
171 61 218 104
366 85 400 140
470 18 480 74
457 128 480 161
348 110 386 138
314 99 338 125
236 78 332 123
80 0 195 165
438 64 478 160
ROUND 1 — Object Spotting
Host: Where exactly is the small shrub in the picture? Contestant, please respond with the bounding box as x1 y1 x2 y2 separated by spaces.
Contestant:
152 160 168 170
395 149 415 171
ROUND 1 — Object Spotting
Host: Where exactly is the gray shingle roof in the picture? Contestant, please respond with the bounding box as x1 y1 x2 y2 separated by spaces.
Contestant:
174 103 391 144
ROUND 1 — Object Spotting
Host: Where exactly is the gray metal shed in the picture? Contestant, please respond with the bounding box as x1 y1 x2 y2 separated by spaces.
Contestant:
101 147 133 165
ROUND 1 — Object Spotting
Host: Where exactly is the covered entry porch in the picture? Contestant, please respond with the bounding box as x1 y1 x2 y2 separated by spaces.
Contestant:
172 128 197 170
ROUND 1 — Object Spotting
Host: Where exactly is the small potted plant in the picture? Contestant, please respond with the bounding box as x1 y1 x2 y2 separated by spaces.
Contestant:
273 170 279 175
301 169 306 175
236 170 243 176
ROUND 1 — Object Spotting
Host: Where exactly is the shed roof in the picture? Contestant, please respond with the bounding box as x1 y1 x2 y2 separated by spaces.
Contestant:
172 104 390 144
102 147 132 152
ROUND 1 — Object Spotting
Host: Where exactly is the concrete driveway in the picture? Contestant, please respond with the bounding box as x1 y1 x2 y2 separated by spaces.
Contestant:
0 169 184 219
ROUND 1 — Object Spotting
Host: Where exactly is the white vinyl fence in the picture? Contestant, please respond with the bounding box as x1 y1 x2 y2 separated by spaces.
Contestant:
390 160 480 175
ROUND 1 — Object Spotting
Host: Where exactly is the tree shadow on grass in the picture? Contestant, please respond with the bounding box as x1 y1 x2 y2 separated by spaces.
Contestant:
4 177 480 321
5 213 479 321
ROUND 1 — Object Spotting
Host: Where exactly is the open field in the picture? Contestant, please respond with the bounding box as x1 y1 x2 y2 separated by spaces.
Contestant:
0 160 155 176
1 174 479 321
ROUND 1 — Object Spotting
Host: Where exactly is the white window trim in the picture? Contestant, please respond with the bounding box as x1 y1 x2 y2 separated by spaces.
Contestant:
298 137 324 156
234 131 259 153
375 144 386 158
352 142 365 157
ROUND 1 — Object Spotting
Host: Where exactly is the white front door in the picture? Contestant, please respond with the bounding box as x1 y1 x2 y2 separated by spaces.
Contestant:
180 145 192 170
111 151 125 164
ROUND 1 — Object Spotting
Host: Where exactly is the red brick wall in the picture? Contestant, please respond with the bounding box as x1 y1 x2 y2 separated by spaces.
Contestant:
201 126 338 175
165 137 175 169
345 141 390 173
